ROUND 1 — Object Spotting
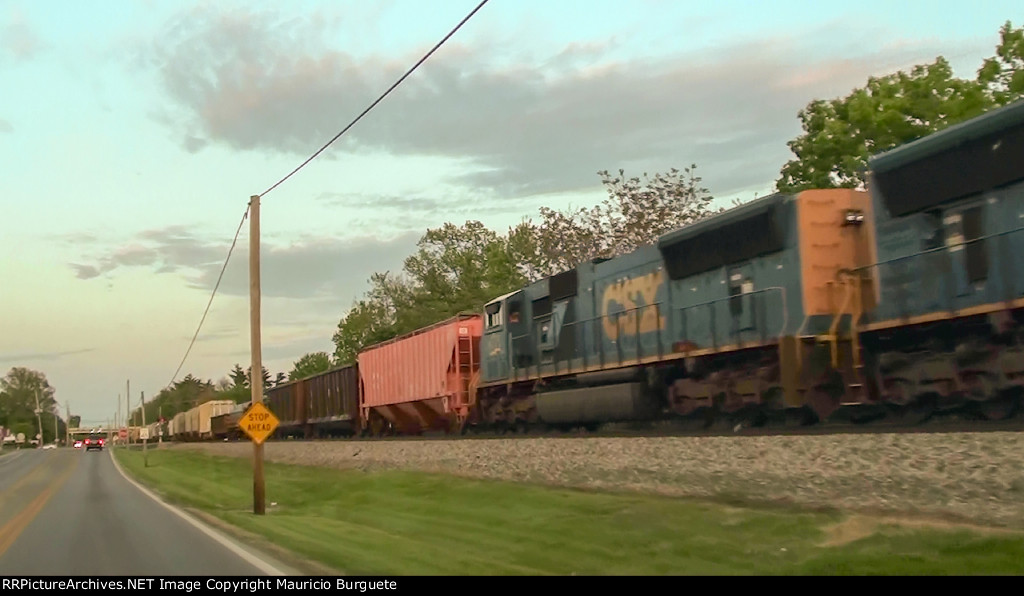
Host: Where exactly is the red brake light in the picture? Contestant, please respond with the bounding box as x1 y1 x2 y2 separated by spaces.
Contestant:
99 439 104 445
85 439 90 444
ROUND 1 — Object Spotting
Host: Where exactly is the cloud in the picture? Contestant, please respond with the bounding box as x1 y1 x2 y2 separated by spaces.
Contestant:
0 349 95 364
1 10 43 62
69 225 422 304
142 7 990 200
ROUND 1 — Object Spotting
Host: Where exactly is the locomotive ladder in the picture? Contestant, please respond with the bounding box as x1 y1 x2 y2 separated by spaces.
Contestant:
456 334 475 411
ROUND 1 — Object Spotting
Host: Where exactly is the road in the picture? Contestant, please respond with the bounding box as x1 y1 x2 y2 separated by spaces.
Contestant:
0 447 293 575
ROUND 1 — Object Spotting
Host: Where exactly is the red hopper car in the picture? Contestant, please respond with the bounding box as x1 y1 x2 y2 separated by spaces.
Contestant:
358 313 482 436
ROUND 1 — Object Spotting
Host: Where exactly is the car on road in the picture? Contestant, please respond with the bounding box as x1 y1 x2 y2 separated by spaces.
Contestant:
74 440 82 449
84 434 105 451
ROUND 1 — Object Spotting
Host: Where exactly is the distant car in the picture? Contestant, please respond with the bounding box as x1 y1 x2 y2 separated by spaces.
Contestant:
42 444 56 450
84 435 105 451
74 440 83 449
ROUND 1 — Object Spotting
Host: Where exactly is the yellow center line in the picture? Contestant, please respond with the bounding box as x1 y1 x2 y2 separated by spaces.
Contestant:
0 456 77 557
0 454 55 507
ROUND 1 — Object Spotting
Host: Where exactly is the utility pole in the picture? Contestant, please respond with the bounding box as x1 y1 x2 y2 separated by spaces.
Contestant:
65 402 70 447
250 195 265 515
126 380 130 446
34 388 43 448
53 411 57 447
141 391 148 467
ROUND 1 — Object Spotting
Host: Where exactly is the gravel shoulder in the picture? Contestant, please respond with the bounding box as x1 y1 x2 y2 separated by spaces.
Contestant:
165 431 1024 531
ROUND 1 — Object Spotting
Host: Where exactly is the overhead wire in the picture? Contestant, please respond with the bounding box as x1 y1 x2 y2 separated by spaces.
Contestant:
257 0 490 199
160 0 490 395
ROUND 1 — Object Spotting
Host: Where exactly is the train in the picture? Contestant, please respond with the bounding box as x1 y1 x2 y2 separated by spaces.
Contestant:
161 98 1024 442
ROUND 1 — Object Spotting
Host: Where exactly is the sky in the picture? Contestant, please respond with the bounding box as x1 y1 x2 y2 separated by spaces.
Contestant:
0 0 1018 427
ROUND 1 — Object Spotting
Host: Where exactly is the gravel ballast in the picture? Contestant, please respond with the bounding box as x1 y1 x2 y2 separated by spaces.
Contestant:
167 431 1024 530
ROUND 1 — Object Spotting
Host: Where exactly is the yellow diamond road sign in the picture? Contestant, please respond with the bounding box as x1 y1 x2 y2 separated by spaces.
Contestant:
239 401 279 445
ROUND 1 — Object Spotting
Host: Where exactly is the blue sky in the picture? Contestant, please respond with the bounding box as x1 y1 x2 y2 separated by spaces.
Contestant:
0 0 1018 426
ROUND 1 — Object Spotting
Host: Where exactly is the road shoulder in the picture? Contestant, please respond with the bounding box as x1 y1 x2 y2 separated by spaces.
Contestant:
108 448 324 576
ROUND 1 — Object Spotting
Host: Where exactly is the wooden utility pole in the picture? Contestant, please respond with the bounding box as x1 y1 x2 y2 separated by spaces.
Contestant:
250 195 265 515
34 389 43 448
141 392 148 467
65 402 70 447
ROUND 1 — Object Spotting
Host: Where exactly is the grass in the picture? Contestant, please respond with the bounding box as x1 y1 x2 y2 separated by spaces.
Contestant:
113 448 1024 576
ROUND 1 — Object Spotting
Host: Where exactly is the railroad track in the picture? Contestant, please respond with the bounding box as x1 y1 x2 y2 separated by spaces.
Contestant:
181 404 1024 447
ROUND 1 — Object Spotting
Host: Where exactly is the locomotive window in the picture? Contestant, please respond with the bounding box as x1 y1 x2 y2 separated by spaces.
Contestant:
962 206 988 283
729 271 744 316
485 302 503 328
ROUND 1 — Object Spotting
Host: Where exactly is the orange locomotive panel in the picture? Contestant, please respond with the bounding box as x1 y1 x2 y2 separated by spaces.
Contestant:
358 313 482 434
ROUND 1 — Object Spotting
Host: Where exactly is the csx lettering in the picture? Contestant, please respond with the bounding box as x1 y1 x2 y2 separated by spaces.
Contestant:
602 271 666 341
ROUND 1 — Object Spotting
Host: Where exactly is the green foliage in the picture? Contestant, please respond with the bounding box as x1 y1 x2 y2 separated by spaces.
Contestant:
777 21 1024 193
331 166 723 364
289 352 333 381
978 21 1024 107
0 367 67 445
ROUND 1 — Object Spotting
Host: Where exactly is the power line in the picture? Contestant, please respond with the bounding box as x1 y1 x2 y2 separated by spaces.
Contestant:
165 206 249 390
256 0 490 199
160 0 490 394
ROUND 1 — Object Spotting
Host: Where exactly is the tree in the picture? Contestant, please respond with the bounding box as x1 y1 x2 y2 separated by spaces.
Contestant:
524 165 719 276
776 21 1024 193
274 372 287 386
0 367 57 444
978 21 1024 106
289 352 332 381
69 415 81 428
229 364 247 388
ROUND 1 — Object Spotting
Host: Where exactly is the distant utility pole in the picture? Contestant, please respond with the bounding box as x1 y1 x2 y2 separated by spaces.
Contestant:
126 380 131 446
65 402 70 447
141 391 148 467
34 389 43 448
250 194 266 516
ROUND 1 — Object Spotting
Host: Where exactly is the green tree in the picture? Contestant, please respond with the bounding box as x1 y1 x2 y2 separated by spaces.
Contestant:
289 352 333 381
0 367 58 444
229 364 247 388
978 21 1024 106
777 21 1024 193
525 165 719 276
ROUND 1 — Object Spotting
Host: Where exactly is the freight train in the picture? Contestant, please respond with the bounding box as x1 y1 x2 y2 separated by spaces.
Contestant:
165 98 1024 442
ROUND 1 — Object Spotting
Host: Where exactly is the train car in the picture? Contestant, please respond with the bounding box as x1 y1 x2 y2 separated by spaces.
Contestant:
857 97 1024 422
211 402 247 441
305 365 360 437
475 187 876 430
266 379 306 438
267 366 360 439
171 411 185 441
358 314 483 435
197 400 236 440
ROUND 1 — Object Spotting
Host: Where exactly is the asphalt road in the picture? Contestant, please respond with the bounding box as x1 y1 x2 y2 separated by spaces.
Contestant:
0 447 294 575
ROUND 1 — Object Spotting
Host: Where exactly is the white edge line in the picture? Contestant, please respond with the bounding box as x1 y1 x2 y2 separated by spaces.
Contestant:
107 448 293 577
